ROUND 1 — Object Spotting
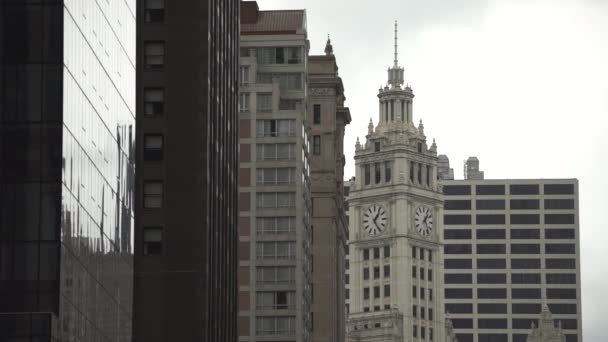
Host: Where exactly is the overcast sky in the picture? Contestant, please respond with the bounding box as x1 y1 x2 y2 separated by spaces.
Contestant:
258 0 607 340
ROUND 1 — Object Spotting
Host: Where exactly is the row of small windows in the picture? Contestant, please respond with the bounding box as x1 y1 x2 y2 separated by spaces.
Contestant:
444 319 577 330
445 258 576 269
362 246 390 260
444 288 576 302
239 93 302 112
447 300 576 314
443 183 574 196
363 162 392 185
445 272 578 287
445 199 575 210
363 285 391 299
412 325 434 340
363 265 390 280
444 214 575 225
456 334 578 342
413 286 433 301
445 243 576 254
412 266 433 282
445 228 575 240
412 305 434 321
412 246 433 262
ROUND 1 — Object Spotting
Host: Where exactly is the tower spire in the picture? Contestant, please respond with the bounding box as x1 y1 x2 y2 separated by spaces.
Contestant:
394 20 399 67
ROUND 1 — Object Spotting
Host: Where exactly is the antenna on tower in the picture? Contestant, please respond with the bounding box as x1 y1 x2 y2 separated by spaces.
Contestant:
394 20 399 67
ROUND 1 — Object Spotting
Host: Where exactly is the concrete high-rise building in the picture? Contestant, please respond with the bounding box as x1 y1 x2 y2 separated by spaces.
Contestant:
346 23 455 342
308 38 352 342
238 2 312 341
133 0 240 341
438 155 455 181
441 179 581 342
0 0 136 340
464 157 484 180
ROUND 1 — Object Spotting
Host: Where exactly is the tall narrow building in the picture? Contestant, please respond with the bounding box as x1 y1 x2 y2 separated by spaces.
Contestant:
0 0 136 340
346 23 453 342
308 38 352 342
133 0 239 341
238 1 312 341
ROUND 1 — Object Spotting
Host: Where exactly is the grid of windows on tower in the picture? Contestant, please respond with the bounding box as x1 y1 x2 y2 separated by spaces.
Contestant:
441 181 579 342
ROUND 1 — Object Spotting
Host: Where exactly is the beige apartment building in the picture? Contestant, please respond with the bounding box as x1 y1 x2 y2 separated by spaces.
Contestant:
308 40 352 342
238 2 313 341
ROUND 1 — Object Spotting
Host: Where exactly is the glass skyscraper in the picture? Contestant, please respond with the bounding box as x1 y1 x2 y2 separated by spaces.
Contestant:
1 0 136 341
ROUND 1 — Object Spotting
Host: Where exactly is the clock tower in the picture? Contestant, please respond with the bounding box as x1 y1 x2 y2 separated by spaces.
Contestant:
346 22 454 342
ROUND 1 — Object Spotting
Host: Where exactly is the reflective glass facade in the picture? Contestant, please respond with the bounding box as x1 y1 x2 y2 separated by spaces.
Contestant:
1 0 136 341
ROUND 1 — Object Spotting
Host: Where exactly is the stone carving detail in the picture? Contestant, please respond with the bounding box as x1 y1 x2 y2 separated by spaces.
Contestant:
310 88 335 96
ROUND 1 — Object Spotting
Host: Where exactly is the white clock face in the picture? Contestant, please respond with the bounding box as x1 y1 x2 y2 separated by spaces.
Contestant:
363 205 388 236
415 206 433 237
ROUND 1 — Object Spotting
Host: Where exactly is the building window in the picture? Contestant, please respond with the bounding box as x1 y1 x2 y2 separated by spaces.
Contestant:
256 168 296 185
544 183 574 194
430 328 433 341
143 227 163 255
256 192 296 209
363 287 370 300
413 285 417 298
239 93 250 112
256 120 296 137
413 305 417 317
256 242 296 259
384 284 390 297
288 47 302 64
313 135 321 155
363 248 370 260
256 217 296 235
374 163 381 184
428 269 433 282
410 161 415 182
144 0 164 23
412 246 417 258
429 288 433 301
417 163 422 184
374 286 380 298
373 247 380 259
364 164 371 185
144 41 165 69
421 327 426 339
257 93 273 112
426 165 430 186
413 325 418 338
363 268 369 280
417 142 423 153
374 141 381 152
384 246 390 258
144 88 164 116
313 104 321 124
256 291 295 310
443 185 471 195
256 144 296 161
385 161 392 182
255 316 295 335
384 264 390 277
239 66 250 85
420 286 425 299
144 134 164 161
412 265 417 278
373 266 380 279
143 181 163 208
420 267 425 280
